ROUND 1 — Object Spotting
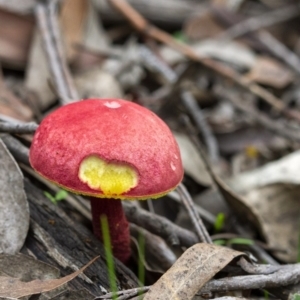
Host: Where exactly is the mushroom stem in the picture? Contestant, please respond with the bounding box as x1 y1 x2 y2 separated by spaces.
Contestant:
90 197 131 263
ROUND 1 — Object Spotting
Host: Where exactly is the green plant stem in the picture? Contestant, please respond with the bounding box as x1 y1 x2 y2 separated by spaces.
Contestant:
101 215 118 300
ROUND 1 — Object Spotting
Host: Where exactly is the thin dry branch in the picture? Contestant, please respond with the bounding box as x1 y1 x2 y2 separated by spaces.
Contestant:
181 89 220 164
0 121 38 134
108 0 300 121
214 85 300 143
35 0 78 104
123 201 198 247
177 183 212 244
97 262 300 299
218 4 300 75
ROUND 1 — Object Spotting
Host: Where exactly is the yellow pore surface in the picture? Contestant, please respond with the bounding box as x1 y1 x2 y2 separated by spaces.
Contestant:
78 155 138 197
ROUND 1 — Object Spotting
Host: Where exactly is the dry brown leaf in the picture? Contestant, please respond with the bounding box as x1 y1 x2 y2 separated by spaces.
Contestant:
0 8 34 68
0 256 99 298
243 184 300 262
60 0 88 61
246 56 294 89
0 80 33 122
144 243 243 300
184 10 224 41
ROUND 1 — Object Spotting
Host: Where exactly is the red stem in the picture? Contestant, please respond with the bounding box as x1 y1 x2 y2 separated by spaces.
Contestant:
90 197 131 263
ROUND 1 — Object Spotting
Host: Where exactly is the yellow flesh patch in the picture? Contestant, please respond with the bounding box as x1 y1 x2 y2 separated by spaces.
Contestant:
78 156 138 196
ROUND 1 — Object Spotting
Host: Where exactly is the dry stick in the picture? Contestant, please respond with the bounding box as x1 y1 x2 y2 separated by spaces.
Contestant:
94 286 150 300
136 46 216 242
181 116 279 265
139 45 177 83
181 89 220 164
0 121 38 134
177 183 212 244
135 47 215 242
123 201 198 247
218 4 300 76
48 0 78 100
35 0 78 105
214 85 300 143
108 0 294 118
219 4 300 42
96 262 300 299
168 190 216 225
257 31 300 76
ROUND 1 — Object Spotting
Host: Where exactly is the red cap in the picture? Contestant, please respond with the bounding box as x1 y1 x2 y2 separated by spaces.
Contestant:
30 99 183 199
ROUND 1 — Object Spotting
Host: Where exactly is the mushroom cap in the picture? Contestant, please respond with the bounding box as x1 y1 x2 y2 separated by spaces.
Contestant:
29 99 183 199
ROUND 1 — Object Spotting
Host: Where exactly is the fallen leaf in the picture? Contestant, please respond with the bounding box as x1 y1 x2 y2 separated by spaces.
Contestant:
60 0 88 61
246 56 293 89
217 151 300 262
144 243 243 300
0 8 34 68
74 68 123 99
184 10 224 41
0 256 98 298
0 253 60 281
0 80 33 122
242 184 300 262
174 132 212 186
160 39 256 69
25 30 56 110
226 150 300 193
0 139 29 254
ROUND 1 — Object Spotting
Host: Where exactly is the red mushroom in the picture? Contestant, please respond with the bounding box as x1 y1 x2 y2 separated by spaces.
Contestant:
29 99 183 262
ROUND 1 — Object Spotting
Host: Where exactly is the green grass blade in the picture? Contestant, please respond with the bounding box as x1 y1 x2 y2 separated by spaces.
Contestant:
100 215 118 300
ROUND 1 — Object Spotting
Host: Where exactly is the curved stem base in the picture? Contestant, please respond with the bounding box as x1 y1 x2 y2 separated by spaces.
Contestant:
90 197 131 263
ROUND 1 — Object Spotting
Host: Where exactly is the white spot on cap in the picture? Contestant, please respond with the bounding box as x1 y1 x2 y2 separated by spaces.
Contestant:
170 162 176 171
174 154 178 160
104 101 121 109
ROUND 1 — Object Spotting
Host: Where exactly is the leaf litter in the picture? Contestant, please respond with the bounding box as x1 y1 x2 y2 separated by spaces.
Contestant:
0 256 98 298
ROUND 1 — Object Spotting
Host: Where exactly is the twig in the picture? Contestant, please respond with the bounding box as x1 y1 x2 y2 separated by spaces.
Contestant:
168 190 216 225
123 201 198 247
130 223 177 271
217 4 300 76
108 0 296 120
94 286 150 300
257 31 300 75
218 4 300 41
0 121 38 134
177 183 212 244
181 116 279 265
214 85 300 143
48 0 78 99
139 45 177 83
200 263 300 294
0 134 30 166
35 0 78 104
95 262 300 299
134 46 220 164
237 257 280 275
181 89 220 164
